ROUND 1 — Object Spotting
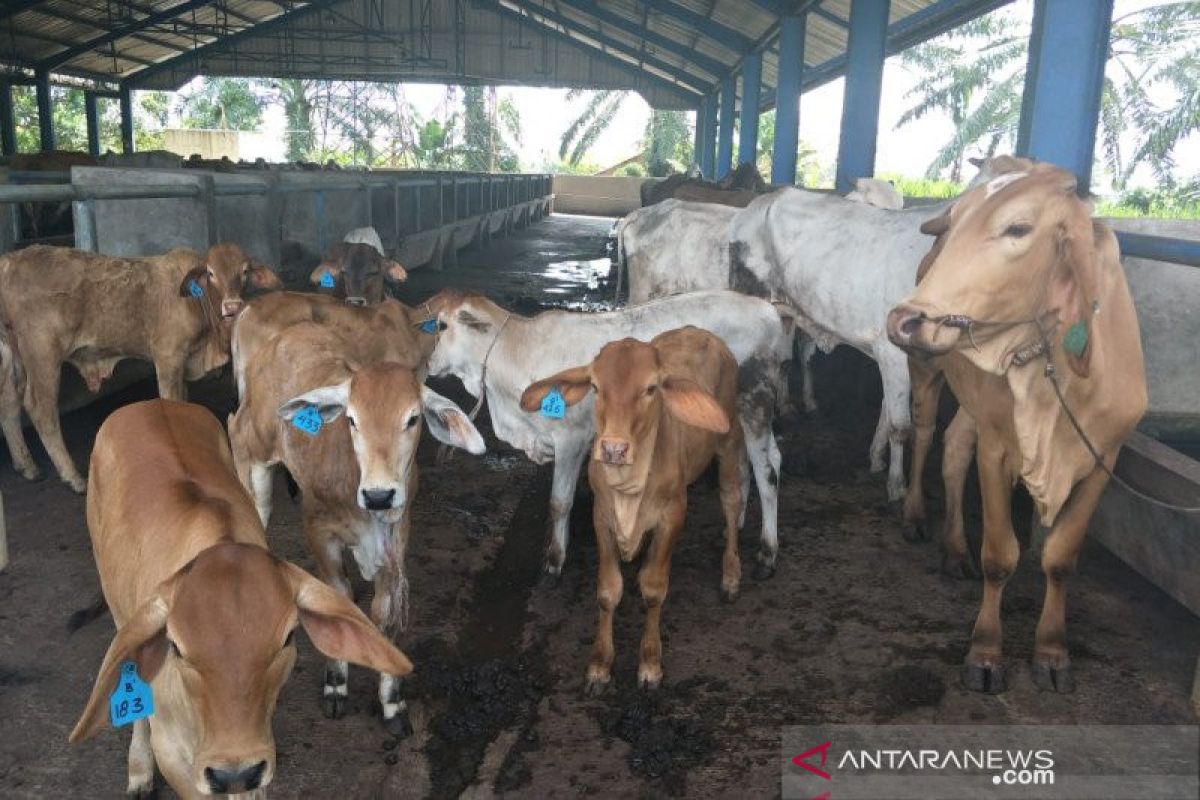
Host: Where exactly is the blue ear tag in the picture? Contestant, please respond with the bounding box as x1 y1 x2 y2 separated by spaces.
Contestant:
319 271 335 288
109 661 154 728
540 387 566 419
292 404 324 436
1062 321 1088 357
187 279 204 298
419 318 438 334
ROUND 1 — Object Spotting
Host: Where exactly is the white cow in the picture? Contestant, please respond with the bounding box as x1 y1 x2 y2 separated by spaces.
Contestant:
845 177 904 210
424 288 793 579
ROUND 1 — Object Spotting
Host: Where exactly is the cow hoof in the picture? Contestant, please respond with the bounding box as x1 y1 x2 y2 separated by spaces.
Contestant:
584 675 610 697
538 567 563 589
66 475 87 494
941 553 978 580
720 585 739 604
902 522 927 543
384 709 414 739
16 465 42 482
962 661 1006 694
752 560 776 581
322 694 348 719
638 673 662 692
127 783 157 800
1031 660 1075 694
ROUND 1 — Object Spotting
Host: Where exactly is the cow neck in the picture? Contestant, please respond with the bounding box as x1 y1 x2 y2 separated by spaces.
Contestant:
599 415 662 561
467 311 513 421
187 277 229 370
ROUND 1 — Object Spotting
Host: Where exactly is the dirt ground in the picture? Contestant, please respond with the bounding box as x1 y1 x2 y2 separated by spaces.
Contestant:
0 214 1196 799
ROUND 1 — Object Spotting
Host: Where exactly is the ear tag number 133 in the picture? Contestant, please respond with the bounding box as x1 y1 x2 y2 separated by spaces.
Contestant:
540 387 565 419
109 661 154 728
292 404 323 436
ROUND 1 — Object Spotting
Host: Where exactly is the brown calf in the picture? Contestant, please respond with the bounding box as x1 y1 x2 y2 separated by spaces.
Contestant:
521 326 744 692
229 321 482 733
887 164 1147 693
71 399 411 798
0 242 280 491
309 228 408 306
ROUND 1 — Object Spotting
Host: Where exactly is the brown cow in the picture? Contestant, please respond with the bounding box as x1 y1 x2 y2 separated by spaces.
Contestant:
308 227 408 306
520 326 744 692
70 399 411 798
228 321 482 734
640 163 772 208
0 243 281 491
887 164 1147 693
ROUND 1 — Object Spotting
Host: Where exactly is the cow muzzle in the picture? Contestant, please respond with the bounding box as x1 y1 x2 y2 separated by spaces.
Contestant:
360 486 400 511
597 437 632 466
886 304 960 356
220 298 244 319
203 759 268 795
345 295 368 307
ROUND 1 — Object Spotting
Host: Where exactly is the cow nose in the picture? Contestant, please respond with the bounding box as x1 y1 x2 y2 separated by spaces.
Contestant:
345 296 368 307
599 438 630 465
220 298 243 318
204 760 267 794
886 305 926 347
361 488 396 510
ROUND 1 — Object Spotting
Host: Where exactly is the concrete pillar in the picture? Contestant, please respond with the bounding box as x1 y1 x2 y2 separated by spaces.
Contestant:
698 95 717 178
716 76 735 179
772 14 805 185
35 71 54 152
835 0 889 193
85 92 101 156
1016 0 1113 192
738 52 762 168
119 85 134 154
0 80 15 156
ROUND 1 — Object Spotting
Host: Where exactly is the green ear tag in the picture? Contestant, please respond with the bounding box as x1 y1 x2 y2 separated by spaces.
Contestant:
1063 321 1088 356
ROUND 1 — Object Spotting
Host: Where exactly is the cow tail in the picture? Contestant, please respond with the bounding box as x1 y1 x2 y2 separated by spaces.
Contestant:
614 218 627 304
67 594 109 633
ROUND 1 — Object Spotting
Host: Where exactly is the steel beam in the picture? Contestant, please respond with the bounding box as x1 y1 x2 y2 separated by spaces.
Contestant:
85 91 100 156
35 70 53 151
1016 0 1113 191
716 75 735 178
39 0 217 70
835 0 889 193
0 80 15 156
738 51 762 167
119 85 134 153
638 0 755 53
772 14 804 184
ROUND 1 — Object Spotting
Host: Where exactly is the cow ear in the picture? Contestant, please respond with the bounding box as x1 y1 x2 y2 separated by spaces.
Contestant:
519 366 592 412
310 262 340 285
968 156 984 168
178 266 207 297
278 380 350 424
69 587 173 743
420 385 485 454
384 259 408 283
285 562 413 678
248 264 283 290
919 207 952 237
660 376 730 433
1051 218 1101 378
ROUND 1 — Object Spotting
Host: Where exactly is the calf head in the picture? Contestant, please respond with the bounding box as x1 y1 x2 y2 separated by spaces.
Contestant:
278 363 484 521
71 542 411 796
311 241 407 306
179 242 282 322
422 290 502 397
520 337 730 472
887 164 1099 377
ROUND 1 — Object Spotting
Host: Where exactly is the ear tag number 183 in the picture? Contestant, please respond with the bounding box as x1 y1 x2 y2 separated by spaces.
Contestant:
109 661 154 728
319 271 336 288
540 387 565 419
292 404 323 436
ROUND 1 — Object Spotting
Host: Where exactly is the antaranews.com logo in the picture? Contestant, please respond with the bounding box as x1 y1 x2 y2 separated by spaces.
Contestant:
782 725 1197 800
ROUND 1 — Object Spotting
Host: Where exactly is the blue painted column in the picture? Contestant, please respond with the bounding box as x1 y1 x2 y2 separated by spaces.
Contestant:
119 85 135 154
35 70 54 151
693 100 706 173
738 52 762 167
1016 0 1113 191
698 94 717 177
834 0 889 193
716 76 735 178
772 14 805 185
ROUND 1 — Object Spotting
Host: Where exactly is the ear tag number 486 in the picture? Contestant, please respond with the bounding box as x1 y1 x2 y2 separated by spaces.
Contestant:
292 404 323 436
540 387 565 419
109 661 154 728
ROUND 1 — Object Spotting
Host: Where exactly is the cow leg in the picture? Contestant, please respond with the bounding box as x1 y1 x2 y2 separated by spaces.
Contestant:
372 523 412 737
940 411 979 579
0 355 38 481
1033 459 1112 694
877 346 911 502
637 505 682 690
716 437 745 602
586 510 622 695
963 435 1018 694
800 337 819 414
248 463 276 528
22 352 85 492
126 718 156 797
740 415 781 580
544 437 589 579
305 521 353 718
869 405 888 473
902 358 944 542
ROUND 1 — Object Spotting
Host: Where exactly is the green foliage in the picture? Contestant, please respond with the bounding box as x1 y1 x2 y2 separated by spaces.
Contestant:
179 78 264 130
1096 184 1200 219
642 109 690 176
876 172 964 199
461 86 522 172
559 89 627 167
620 163 647 177
753 108 822 185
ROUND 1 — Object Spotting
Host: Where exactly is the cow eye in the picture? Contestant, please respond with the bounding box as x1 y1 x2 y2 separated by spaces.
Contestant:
283 628 296 648
437 321 448 332
206 267 215 279
346 416 357 430
645 385 657 396
169 638 182 658
1003 223 1032 238
406 414 419 429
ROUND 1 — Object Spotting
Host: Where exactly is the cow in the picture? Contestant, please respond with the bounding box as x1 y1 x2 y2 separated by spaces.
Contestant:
520 327 743 692
725 157 1032 502
886 164 1147 693
0 243 281 492
309 227 408 306
98 150 184 169
423 288 792 580
228 321 483 734
4 150 98 241
640 163 772 208
70 399 412 798
845 177 904 210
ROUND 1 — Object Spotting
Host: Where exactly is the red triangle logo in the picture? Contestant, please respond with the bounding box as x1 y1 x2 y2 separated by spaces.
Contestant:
791 740 832 780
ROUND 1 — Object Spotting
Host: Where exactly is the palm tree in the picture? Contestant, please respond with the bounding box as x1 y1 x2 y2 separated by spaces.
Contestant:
559 89 628 167
559 90 696 174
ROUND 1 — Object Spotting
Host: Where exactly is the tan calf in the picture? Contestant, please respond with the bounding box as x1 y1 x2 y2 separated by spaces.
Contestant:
71 399 411 798
0 242 280 491
521 326 744 692
229 321 482 734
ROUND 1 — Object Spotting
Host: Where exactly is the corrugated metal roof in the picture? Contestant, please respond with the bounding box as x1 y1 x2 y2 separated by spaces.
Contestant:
0 1 1011 111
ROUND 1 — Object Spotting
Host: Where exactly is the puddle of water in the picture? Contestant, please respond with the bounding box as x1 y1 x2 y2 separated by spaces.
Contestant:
542 257 611 290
